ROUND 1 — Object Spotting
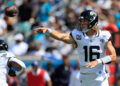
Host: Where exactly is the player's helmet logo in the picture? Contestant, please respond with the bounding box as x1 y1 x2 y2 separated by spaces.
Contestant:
78 10 98 33
0 40 8 51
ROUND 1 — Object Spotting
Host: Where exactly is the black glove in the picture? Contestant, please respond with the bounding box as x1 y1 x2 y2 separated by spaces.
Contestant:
8 64 16 77
8 68 16 77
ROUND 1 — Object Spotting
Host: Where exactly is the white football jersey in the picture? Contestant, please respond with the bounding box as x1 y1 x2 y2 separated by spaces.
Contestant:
71 29 111 73
0 51 15 86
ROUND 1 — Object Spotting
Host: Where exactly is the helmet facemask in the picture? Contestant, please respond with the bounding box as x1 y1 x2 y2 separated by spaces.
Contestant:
79 18 90 33
78 10 98 33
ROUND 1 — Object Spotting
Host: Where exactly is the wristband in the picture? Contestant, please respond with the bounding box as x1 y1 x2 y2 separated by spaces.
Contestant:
96 59 102 64
101 56 112 64
47 28 52 34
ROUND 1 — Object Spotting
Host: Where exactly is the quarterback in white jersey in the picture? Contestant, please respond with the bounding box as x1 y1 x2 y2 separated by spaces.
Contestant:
34 10 117 86
71 28 111 73
0 40 26 86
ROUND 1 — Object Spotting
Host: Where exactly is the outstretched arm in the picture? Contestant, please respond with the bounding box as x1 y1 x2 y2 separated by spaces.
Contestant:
34 27 76 44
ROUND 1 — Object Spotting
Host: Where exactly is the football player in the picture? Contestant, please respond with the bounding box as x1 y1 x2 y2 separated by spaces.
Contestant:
0 40 26 86
34 10 117 86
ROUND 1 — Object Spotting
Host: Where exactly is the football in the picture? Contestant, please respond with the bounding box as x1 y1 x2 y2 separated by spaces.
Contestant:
5 5 18 17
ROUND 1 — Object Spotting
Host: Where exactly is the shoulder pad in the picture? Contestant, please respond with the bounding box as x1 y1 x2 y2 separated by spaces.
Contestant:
100 30 111 42
71 29 83 40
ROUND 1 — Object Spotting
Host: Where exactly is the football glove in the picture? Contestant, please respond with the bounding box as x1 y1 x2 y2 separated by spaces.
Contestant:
8 64 16 77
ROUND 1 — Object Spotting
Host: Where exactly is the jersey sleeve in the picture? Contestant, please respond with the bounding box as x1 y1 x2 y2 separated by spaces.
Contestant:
70 29 78 41
70 29 79 47
103 31 111 43
9 57 26 67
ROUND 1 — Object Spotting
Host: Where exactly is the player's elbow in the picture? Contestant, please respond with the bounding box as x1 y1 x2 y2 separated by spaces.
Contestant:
111 55 117 62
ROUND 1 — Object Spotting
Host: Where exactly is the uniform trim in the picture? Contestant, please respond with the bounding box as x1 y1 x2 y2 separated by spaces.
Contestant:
82 30 99 37
7 57 12 67
106 62 111 64
108 37 112 41
70 32 78 48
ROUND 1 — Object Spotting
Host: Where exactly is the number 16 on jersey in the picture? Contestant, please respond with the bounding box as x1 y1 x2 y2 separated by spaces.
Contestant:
83 46 100 62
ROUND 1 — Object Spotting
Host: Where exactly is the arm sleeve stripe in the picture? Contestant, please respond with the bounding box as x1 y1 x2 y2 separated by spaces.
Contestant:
70 32 78 48
70 32 73 38
108 37 112 41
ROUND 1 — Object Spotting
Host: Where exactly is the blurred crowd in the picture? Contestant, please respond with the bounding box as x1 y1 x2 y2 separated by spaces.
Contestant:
0 0 120 86
0 0 120 59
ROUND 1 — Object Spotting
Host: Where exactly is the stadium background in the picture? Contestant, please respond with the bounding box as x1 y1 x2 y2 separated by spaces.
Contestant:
0 0 120 86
